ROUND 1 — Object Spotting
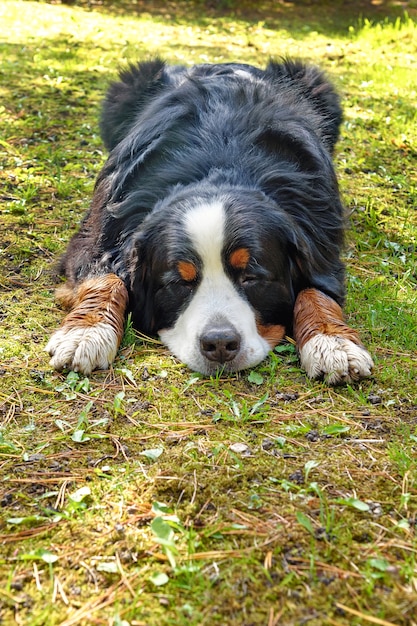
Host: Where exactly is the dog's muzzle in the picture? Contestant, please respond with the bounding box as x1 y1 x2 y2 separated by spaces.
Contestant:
199 321 241 364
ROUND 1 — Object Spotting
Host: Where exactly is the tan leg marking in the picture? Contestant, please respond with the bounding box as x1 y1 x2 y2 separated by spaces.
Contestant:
294 288 373 384
46 274 128 375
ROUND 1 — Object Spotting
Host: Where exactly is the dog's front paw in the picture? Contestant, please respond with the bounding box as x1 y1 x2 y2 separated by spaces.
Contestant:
299 334 374 385
45 323 119 375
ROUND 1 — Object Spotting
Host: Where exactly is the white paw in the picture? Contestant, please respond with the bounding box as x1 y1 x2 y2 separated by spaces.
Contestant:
45 323 119 375
299 334 374 385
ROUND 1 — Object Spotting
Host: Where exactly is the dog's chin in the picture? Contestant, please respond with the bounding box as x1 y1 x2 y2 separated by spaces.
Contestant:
159 313 272 372
159 330 271 376
191 358 247 377
186 357 261 377
159 335 270 376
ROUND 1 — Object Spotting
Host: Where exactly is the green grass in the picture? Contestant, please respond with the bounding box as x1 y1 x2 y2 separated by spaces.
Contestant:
1 1 417 624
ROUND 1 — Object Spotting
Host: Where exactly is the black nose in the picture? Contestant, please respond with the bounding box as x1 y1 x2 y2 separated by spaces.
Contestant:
200 327 241 364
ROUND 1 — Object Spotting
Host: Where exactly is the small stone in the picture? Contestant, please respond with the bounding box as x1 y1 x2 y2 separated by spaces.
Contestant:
229 442 251 455
368 501 383 517
289 469 304 484
306 430 320 442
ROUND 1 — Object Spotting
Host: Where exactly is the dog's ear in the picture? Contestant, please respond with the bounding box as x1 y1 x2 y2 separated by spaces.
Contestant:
256 127 325 173
286 227 346 306
265 59 343 153
125 232 156 335
100 59 166 151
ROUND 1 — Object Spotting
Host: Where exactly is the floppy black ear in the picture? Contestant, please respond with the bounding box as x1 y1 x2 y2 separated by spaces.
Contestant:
257 205 345 308
287 229 346 307
124 232 156 335
265 59 343 153
256 126 326 173
100 59 167 151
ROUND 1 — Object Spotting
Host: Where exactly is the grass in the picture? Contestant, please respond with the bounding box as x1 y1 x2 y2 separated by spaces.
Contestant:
1 1 417 624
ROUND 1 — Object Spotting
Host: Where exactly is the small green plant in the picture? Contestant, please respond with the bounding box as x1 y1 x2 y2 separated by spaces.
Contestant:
362 557 395 594
148 501 202 587
0 431 18 452
65 486 92 516
121 313 136 348
213 390 269 423
54 371 91 400
54 401 109 442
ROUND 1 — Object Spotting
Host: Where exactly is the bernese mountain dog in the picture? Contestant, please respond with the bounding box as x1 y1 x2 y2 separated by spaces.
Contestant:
45 58 374 384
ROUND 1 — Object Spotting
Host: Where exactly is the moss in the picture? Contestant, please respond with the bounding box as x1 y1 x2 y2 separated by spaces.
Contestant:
1 2 417 624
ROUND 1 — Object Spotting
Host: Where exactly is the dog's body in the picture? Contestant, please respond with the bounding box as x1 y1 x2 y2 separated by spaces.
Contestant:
46 59 373 383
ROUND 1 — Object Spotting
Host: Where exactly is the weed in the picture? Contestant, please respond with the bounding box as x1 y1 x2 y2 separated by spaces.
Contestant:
213 390 270 424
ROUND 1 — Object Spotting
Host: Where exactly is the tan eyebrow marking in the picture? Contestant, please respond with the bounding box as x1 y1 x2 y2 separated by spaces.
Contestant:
178 261 198 282
229 247 250 270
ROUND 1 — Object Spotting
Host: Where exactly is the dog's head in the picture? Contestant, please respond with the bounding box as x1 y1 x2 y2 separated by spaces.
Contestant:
125 185 308 374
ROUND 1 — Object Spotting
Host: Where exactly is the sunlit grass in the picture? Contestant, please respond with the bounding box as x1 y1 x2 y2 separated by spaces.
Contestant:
1 2 417 625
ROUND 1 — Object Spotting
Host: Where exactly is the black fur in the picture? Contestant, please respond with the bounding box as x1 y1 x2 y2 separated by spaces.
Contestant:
59 58 345 338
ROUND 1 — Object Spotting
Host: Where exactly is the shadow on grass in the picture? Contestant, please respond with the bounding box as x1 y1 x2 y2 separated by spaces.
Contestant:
46 0 416 36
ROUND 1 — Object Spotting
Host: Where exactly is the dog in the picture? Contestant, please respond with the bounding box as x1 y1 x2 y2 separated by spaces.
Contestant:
45 58 373 384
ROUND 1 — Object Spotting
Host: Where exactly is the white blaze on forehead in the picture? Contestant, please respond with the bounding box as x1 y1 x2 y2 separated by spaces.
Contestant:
159 198 271 374
184 200 225 273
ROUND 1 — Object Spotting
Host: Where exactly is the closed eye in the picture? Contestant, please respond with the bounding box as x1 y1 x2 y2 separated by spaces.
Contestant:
239 265 270 286
240 273 259 286
171 276 198 289
178 278 197 289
